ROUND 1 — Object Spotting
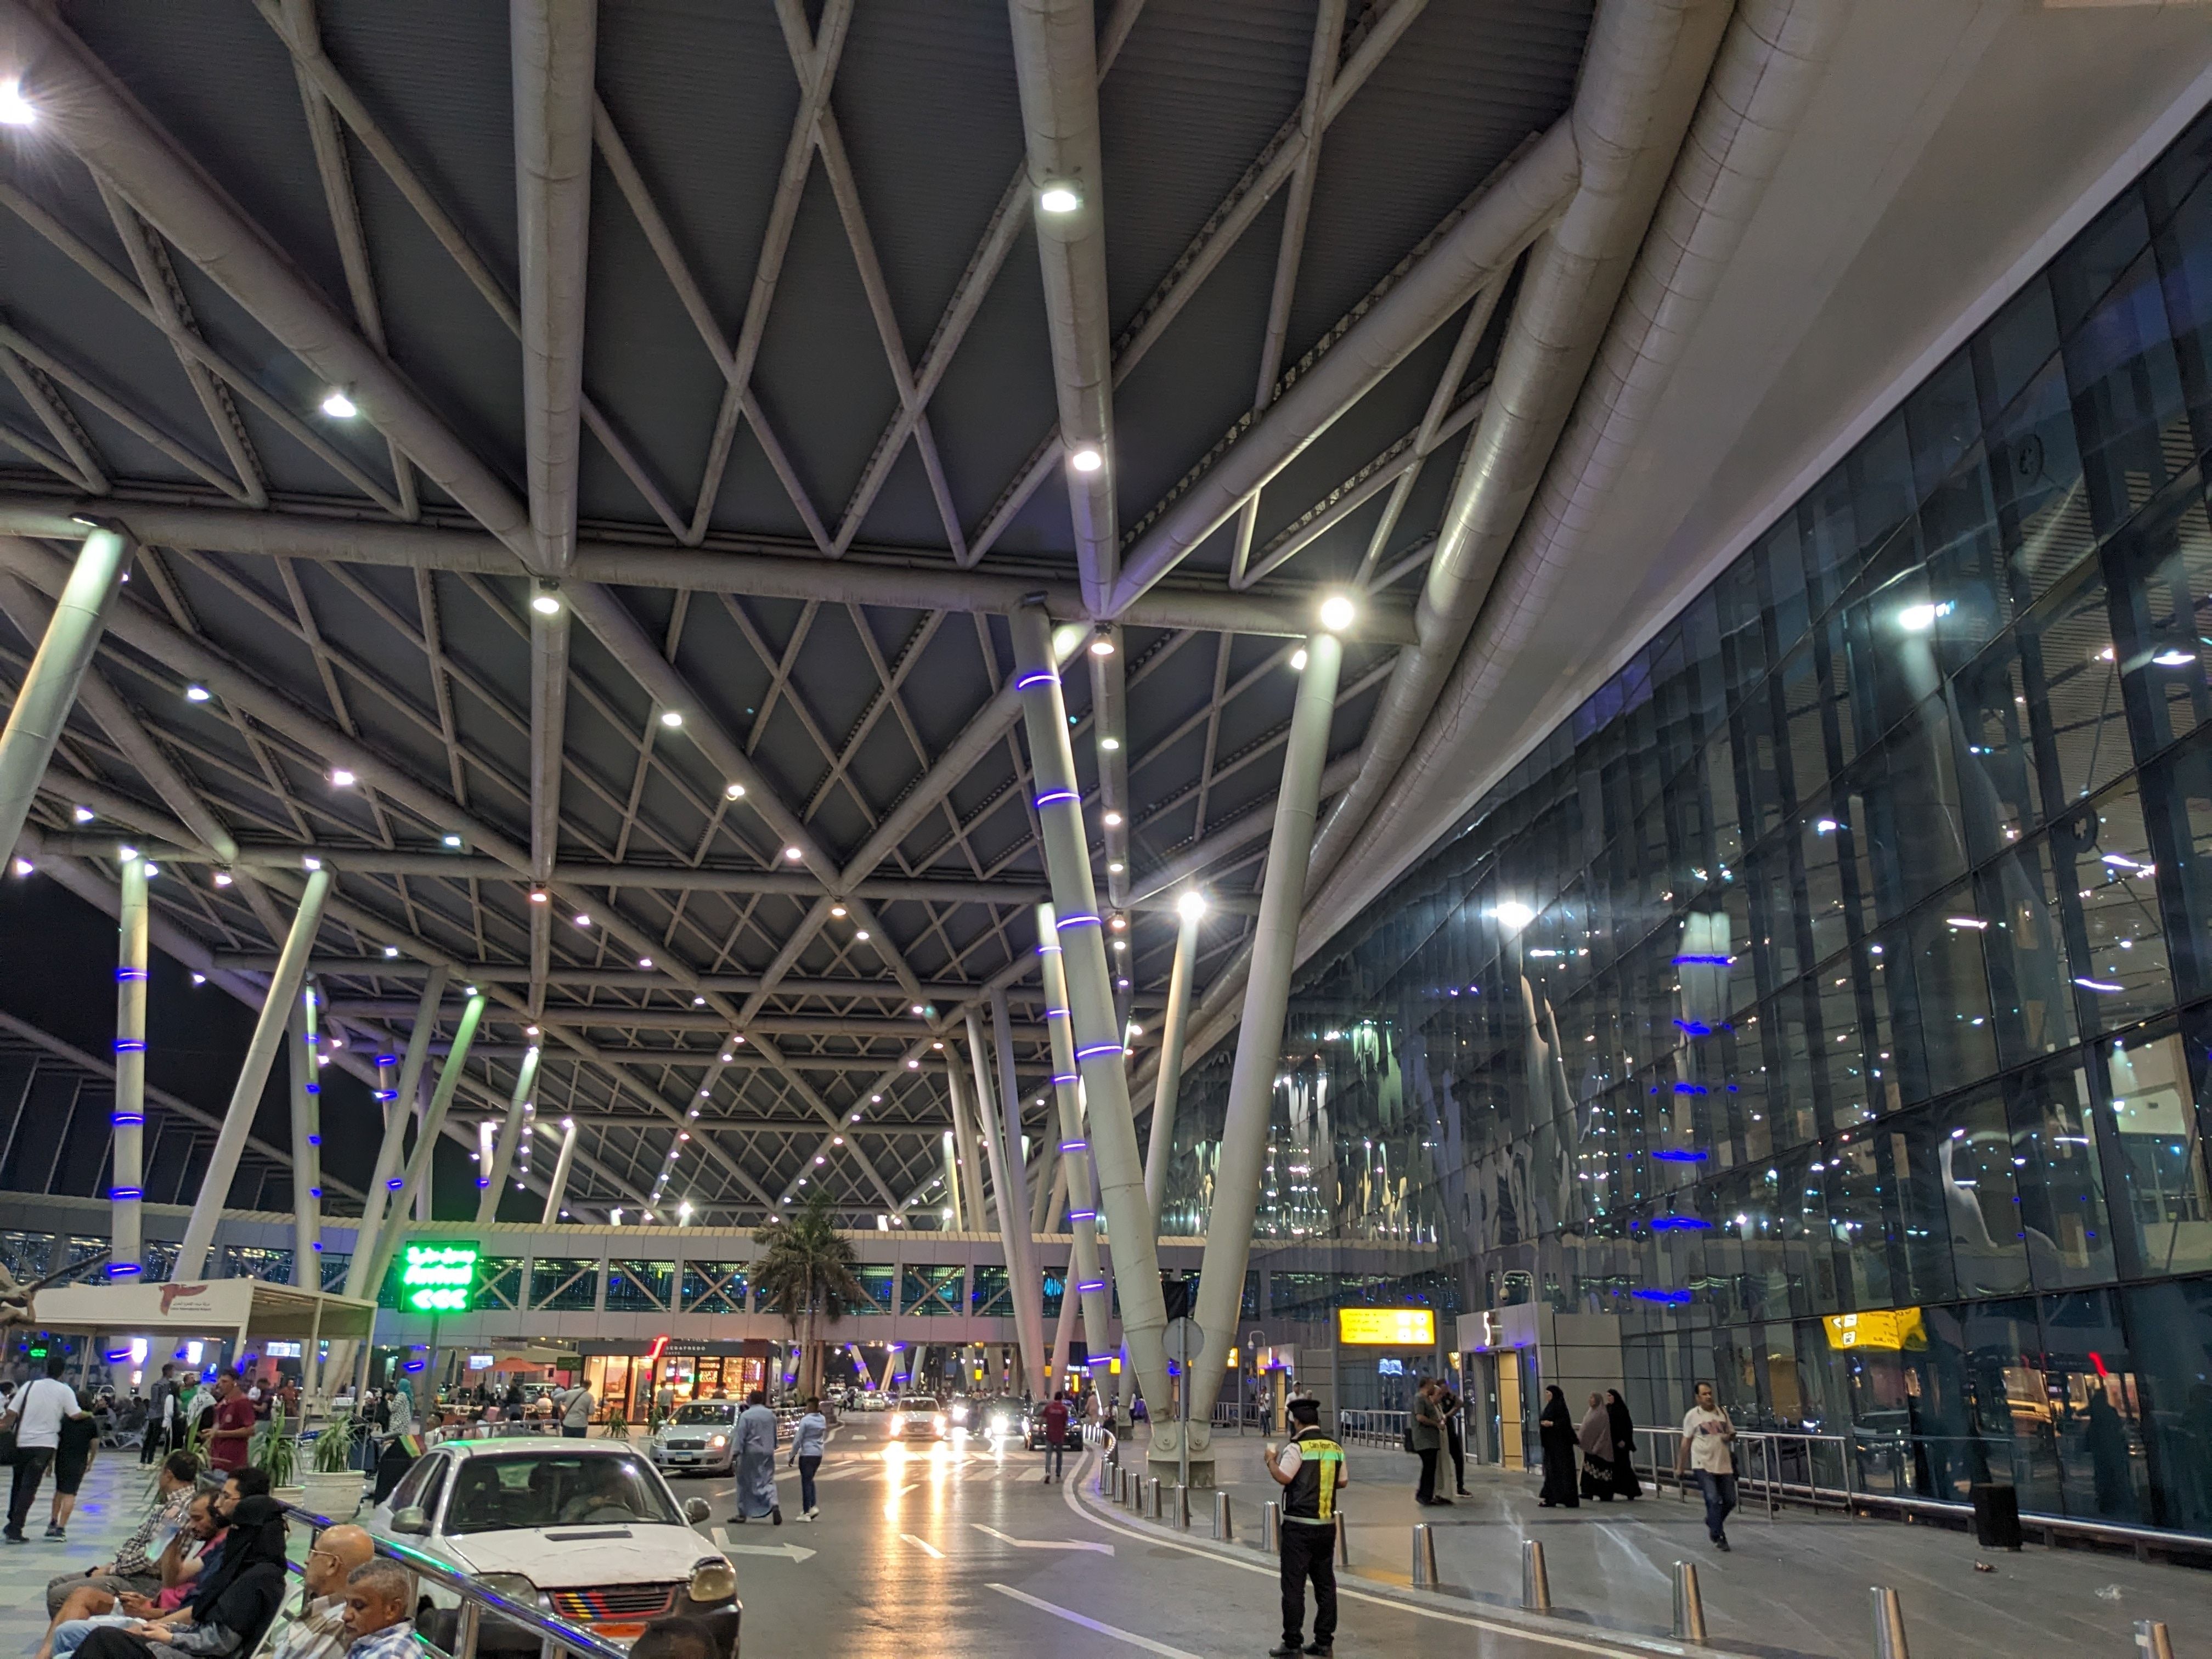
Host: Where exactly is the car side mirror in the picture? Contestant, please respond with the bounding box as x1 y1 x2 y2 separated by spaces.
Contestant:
390 1505 430 1536
685 1497 712 1526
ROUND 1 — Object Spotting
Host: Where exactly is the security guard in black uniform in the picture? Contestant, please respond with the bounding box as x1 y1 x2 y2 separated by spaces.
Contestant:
1262 1396 1346 1656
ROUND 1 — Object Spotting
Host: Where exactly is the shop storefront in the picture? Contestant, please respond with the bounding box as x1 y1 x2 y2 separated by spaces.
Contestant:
580 1340 773 1418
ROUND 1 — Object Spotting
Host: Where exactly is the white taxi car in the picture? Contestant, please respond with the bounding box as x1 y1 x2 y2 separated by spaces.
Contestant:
651 1398 742 1477
887 1394 949 1440
370 1437 738 1651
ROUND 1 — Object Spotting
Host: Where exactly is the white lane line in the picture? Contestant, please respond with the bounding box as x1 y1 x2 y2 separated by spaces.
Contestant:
900 1532 944 1558
986 1583 1201 1658
712 1525 730 1547
1057 1455 1728 1659
972 1522 1114 1554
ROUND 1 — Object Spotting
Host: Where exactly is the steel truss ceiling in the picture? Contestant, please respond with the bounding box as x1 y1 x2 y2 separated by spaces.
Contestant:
0 0 1593 1223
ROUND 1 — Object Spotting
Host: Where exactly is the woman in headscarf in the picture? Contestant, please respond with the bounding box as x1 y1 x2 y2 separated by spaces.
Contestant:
1606 1389 1642 1499
1537 1385 1578 1508
77 1496 288 1659
1578 1392 1615 1502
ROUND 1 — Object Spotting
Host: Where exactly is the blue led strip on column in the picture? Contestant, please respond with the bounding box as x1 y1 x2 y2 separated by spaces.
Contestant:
108 1186 142 1200
1075 1042 1123 1060
114 967 146 981
110 1113 143 1126
1015 670 1058 689
113 1040 145 1053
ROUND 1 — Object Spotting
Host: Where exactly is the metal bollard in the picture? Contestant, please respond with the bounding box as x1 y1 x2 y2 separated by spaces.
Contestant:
1174 1484 1192 1530
2136 1621 2176 1659
1262 1499 1281 1553
1673 1561 1707 1644
1412 1522 1438 1588
1336 1511 1350 1566
1522 1539 1551 1612
1214 1490 1233 1541
1147 1476 1163 1520
1871 1586 1909 1659
454 1600 483 1659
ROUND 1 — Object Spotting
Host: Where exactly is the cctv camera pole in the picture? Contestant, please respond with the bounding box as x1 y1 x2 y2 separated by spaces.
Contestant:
1144 895 1204 1228
1182 620 1346 1462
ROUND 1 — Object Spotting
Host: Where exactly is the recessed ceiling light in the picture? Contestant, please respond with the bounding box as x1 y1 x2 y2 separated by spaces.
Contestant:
330 769 356 787
0 79 37 126
531 588 562 616
1103 811 1122 827
442 833 463 848
1318 594 1357 633
854 929 870 941
574 913 591 927
1039 183 1081 213
1069 446 1104 473
320 388 357 419
72 806 92 824
213 872 234 888
1099 736 1120 751
660 709 684 729
184 685 211 703
528 888 548 904
1088 634 1115 657
1107 861 1125 874
725 782 745 799
783 846 804 861
383 945 400 958
637 956 653 969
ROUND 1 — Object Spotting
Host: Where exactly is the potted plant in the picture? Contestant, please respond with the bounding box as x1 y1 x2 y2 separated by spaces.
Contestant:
603 1404 630 1441
251 1420 301 1503
296 1411 364 1521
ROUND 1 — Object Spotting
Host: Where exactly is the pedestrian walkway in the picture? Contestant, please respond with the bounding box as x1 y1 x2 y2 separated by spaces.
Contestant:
0 1451 155 1635
1101 1429 2212 1659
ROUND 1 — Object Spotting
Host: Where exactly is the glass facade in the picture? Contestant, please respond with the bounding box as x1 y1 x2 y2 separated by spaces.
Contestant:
1167 105 2212 1533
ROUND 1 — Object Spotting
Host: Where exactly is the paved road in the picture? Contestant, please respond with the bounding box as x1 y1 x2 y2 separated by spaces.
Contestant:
689 1418 1712 1659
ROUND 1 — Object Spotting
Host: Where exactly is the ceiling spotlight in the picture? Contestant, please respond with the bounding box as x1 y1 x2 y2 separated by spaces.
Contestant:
1290 647 1308 672
383 944 400 958
1109 915 1127 932
184 684 211 703
330 769 356 787
72 806 93 824
1318 593 1357 633
442 833 463 848
302 856 321 871
912 1004 926 1015
9 859 28 877
1488 900 1536 932
830 904 847 918
574 913 591 927
531 587 562 617
871 1094 882 1103
659 709 684 729
0 78 37 126
1177 890 1208 922
1897 600 1953 632
190 972 206 985
1107 860 1125 874
524 1024 540 1037
1099 736 1120 751
1039 182 1081 213
1116 977 1131 989
854 929 870 941
637 956 654 969
1089 633 1115 657
692 995 706 1006
320 388 358 419
907 1059 921 1070
783 846 804 862
724 782 746 800
720 1053 733 1064
1069 446 1104 474
213 871 234 888
528 888 548 904
1103 811 1122 827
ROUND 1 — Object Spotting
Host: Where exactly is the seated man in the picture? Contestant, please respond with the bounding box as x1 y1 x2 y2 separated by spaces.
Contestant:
260 1526 376 1659
334 1562 415 1659
72 1495 290 1659
556 1460 636 1525
45 1450 201 1614
39 1491 222 1659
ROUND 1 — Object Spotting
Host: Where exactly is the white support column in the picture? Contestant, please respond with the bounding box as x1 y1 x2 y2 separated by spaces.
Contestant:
1037 907 1114 1410
0 524 130 860
1144 891 1204 1228
968 1010 1045 1395
1184 616 1347 1441
371 992 487 1288
177 866 331 1281
345 965 452 1298
109 851 147 1278
940 1130 964 1232
475 1043 541 1223
540 1115 578 1222
1011 603 1171 1455
287 987 324 1286
947 1056 989 1233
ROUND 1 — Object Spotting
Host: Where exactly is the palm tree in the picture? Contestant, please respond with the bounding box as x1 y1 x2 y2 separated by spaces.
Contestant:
751 1193 866 1398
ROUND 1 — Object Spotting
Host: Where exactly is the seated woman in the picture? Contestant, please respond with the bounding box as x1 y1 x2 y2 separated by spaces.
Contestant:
38 1488 221 1659
74 1497 290 1659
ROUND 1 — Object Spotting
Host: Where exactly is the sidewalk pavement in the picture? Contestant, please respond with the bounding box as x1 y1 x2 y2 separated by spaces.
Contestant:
0 1451 156 1635
1109 1426 2212 1659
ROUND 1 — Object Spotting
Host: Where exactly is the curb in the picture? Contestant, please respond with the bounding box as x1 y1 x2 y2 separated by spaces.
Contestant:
1066 1447 1787 1659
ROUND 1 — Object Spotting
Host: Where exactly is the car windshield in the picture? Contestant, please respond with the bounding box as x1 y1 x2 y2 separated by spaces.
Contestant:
441 1452 682 1536
900 1397 939 1411
672 1402 736 1425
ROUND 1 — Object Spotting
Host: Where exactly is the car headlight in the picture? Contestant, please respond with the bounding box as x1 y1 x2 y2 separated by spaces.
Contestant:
951 1402 968 1421
689 1557 738 1604
934 1413 947 1431
709 1434 729 1448
889 1414 905 1432
477 1572 541 1608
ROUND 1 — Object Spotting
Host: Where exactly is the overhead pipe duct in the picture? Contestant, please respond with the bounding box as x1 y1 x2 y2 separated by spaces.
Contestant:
1006 0 1118 612
1301 0 1736 902
0 4 538 567
1010 601 1171 1444
1316 0 1848 916
0 499 1418 645
0 524 130 862
1106 123 1580 612
176 866 331 1280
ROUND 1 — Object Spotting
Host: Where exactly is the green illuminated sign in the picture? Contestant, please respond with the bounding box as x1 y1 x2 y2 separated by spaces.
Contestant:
399 1242 479 1313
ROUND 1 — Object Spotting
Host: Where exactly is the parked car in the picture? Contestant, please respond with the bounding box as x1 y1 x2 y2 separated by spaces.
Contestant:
887 1395 949 1440
369 1438 736 1652
651 1398 743 1477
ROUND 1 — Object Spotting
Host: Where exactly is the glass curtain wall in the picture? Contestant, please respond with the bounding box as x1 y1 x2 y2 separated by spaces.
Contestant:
1168 106 2212 1533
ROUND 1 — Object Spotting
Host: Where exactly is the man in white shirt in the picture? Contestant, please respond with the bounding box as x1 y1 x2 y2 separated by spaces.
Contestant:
6 1354 90 1544
1673 1380 1737 1550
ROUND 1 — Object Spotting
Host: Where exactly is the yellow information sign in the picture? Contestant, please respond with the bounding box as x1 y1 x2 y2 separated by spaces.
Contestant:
1821 1308 1925 1352
1336 1307 1436 1347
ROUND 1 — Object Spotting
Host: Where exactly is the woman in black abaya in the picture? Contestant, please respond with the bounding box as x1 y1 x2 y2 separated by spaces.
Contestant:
1606 1388 1643 1499
1537 1385 1579 1508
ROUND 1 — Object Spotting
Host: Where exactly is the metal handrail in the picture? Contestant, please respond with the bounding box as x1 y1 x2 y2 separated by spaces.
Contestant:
1335 1408 1408 1446
284 1501 685 1659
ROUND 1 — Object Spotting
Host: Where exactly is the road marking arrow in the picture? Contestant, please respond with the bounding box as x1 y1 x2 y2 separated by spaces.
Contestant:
972 1523 1114 1554
710 1527 816 1562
